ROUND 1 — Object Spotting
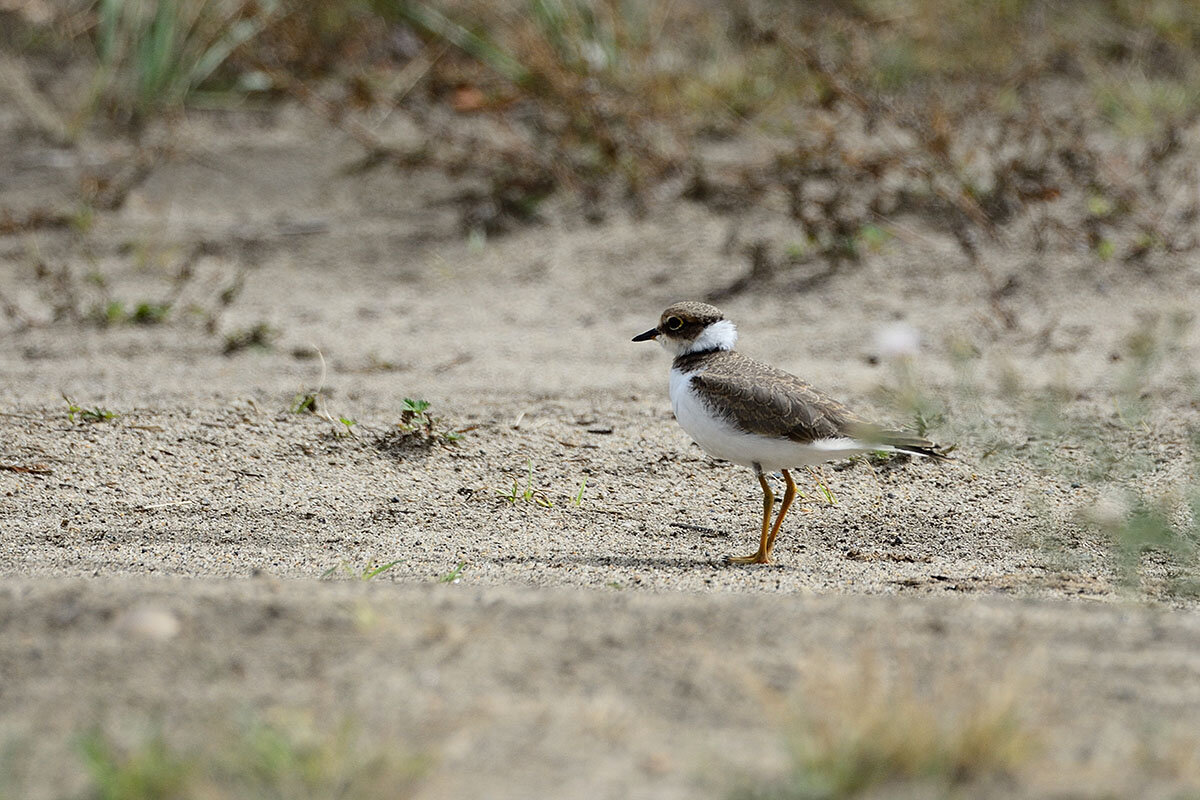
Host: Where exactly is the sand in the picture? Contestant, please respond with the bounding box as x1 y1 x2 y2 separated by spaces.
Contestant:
3 104 1200 798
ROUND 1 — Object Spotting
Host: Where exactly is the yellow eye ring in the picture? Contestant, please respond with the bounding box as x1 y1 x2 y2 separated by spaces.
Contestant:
665 316 683 330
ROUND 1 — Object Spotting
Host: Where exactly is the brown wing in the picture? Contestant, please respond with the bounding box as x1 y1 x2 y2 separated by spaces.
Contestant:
689 352 869 443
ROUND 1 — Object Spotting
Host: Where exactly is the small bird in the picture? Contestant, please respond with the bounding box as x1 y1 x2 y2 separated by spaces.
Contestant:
633 301 946 564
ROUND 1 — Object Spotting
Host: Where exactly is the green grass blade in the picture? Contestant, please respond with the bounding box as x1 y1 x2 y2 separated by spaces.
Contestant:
97 0 122 63
187 3 278 94
363 560 403 580
392 1 530 85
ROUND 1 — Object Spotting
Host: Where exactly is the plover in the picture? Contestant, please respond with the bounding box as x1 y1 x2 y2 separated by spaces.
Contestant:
634 301 946 564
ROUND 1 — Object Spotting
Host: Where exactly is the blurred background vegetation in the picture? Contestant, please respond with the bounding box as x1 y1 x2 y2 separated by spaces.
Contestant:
4 0 1200 251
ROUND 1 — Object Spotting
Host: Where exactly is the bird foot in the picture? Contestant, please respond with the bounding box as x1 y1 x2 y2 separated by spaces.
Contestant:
728 551 771 565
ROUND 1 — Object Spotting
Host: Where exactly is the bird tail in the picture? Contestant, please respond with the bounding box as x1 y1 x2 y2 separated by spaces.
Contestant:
846 422 951 460
877 430 951 460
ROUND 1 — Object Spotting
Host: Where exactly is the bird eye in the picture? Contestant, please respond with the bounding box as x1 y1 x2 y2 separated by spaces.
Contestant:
665 316 683 331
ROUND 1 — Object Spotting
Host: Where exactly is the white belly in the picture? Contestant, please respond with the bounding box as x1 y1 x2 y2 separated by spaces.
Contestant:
668 368 877 472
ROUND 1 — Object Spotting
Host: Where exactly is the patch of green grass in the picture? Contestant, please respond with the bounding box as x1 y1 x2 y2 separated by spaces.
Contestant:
70 203 97 233
73 715 426 800
572 476 587 506
131 301 171 324
90 299 172 327
372 399 467 456
806 469 836 507
63 394 118 423
92 0 281 125
854 224 890 254
1095 74 1200 138
223 716 424 800
500 459 554 508
1091 490 1200 591
290 393 319 414
223 323 277 355
394 2 529 85
87 297 172 326
79 730 191 800
321 558 403 581
438 560 467 583
395 398 463 444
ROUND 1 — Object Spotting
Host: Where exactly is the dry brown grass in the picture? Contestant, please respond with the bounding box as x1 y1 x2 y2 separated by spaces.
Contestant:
738 659 1034 799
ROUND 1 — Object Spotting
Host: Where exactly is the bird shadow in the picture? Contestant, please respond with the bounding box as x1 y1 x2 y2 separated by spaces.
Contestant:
491 553 790 571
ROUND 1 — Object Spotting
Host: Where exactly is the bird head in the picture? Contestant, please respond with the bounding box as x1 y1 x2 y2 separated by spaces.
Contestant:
632 301 738 357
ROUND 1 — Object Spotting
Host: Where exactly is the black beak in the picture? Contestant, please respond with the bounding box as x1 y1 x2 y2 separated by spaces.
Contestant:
632 328 659 342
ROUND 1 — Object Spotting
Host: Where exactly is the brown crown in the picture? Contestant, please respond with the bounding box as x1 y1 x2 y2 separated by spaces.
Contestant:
658 301 725 339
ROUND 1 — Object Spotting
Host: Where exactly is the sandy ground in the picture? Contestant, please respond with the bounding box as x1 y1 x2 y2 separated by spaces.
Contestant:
3 106 1200 797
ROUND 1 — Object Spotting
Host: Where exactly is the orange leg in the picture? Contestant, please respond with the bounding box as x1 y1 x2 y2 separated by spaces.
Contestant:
730 472 774 564
764 469 797 560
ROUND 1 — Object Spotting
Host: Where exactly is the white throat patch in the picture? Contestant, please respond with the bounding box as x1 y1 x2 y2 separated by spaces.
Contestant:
660 319 738 357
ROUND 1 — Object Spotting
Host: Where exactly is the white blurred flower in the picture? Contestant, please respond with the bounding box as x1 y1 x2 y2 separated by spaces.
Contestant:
1087 495 1129 529
875 322 921 361
117 604 181 641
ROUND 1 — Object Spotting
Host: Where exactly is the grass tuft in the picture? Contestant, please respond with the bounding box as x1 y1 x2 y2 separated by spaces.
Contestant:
438 560 466 583
92 0 281 125
72 715 426 800
223 323 277 355
1092 491 1200 591
289 393 319 414
374 398 465 452
93 300 172 326
79 730 191 800
321 558 402 581
499 458 554 508
736 666 1032 799
63 394 118 423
